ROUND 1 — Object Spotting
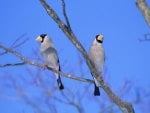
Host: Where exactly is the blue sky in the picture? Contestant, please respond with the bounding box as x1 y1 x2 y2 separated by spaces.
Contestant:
0 0 150 113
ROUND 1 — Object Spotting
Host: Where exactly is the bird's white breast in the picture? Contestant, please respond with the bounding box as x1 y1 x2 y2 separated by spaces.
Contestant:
89 44 104 72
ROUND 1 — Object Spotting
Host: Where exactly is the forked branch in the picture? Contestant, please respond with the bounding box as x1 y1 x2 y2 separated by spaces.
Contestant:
39 0 135 113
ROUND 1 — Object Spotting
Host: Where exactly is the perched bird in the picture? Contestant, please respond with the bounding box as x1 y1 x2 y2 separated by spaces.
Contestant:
88 34 105 96
36 34 64 90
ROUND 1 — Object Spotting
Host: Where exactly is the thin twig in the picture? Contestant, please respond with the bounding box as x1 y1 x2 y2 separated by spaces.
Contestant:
0 62 25 67
61 0 71 30
61 90 84 113
0 34 28 56
10 76 46 113
10 33 28 48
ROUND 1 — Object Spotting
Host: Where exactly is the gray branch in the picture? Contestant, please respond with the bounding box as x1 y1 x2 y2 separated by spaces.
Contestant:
136 0 150 26
61 0 71 30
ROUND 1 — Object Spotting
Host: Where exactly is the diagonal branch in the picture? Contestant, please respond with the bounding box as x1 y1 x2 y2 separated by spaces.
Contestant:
0 44 93 84
39 0 135 113
136 0 150 26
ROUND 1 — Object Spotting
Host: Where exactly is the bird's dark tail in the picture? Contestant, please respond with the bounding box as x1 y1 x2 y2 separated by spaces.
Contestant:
56 65 64 90
91 73 100 96
94 84 100 96
57 76 64 90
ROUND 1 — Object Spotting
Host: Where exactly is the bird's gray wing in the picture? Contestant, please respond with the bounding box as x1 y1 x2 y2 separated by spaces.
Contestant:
41 47 59 68
41 47 64 89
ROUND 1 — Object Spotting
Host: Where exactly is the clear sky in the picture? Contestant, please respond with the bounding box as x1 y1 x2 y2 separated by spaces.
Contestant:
0 0 150 113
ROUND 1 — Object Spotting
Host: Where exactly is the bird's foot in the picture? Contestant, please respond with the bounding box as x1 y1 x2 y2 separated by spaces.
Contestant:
42 64 48 70
99 76 103 82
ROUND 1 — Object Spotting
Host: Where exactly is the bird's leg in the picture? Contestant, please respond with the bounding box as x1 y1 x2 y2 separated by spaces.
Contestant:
96 75 104 83
99 76 103 81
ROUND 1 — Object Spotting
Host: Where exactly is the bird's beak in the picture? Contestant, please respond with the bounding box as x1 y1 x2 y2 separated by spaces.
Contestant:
36 36 42 42
97 35 103 41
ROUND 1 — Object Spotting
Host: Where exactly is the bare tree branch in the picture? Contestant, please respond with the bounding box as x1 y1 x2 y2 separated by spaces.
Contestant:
0 44 93 84
10 33 28 48
0 34 28 56
39 0 135 113
60 90 84 113
61 0 71 30
136 0 150 26
0 62 25 67
10 77 47 113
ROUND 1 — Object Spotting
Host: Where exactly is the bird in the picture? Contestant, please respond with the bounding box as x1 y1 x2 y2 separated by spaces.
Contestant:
36 34 64 90
88 34 105 96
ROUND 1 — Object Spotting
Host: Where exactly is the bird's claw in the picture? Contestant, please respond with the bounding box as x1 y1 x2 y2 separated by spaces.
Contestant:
98 76 103 82
42 64 48 70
